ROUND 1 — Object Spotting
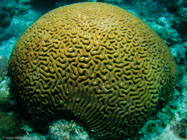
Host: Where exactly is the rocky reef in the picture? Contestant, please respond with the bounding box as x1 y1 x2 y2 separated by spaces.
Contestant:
48 120 91 140
0 112 23 137
0 0 186 140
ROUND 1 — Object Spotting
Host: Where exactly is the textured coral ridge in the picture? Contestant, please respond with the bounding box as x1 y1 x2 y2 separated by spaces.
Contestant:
8 2 177 140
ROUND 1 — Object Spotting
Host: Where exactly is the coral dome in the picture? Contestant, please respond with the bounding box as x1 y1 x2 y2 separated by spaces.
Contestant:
8 2 177 139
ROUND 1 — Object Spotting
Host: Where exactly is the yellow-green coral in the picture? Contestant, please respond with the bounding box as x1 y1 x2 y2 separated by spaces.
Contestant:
8 2 177 139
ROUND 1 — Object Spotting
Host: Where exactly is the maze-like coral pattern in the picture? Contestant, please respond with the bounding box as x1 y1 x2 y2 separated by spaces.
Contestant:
8 2 177 139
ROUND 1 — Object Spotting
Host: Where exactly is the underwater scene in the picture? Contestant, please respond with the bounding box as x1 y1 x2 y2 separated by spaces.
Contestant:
0 0 186 140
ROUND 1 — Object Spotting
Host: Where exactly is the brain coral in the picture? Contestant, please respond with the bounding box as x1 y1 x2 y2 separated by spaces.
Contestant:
8 2 177 140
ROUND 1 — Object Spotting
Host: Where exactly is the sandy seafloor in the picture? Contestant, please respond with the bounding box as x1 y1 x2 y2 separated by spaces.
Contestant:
0 0 186 140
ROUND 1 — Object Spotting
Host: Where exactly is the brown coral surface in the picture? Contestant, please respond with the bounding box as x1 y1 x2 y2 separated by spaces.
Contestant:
8 2 177 140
